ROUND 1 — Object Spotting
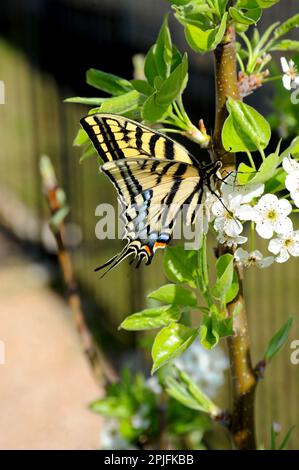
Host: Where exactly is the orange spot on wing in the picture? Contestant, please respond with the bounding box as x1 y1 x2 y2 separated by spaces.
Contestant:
154 242 166 251
144 245 152 256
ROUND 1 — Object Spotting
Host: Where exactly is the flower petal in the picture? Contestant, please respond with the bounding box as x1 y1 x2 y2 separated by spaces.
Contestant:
280 57 289 73
256 221 273 239
268 237 283 255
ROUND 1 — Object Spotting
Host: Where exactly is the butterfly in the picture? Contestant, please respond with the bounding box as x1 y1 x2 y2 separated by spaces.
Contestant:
80 113 222 276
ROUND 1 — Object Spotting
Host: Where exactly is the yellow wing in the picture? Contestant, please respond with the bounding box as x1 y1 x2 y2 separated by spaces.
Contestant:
96 158 204 276
80 113 196 164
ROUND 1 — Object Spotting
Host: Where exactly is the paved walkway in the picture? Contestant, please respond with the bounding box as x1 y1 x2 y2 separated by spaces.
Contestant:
0 234 101 449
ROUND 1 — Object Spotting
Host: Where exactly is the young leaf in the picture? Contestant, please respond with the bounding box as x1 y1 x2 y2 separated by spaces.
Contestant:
142 92 170 122
238 152 279 185
200 313 219 349
270 40 299 52
255 0 279 7
100 90 145 114
89 397 130 418
225 269 239 304
222 97 271 152
151 322 197 373
144 45 160 87
86 69 133 95
212 254 234 301
265 317 293 363
119 305 181 331
229 6 261 26
64 97 107 105
274 14 299 40
278 425 296 450
130 79 154 96
165 367 221 416
164 247 198 288
197 235 209 296
184 13 228 53
155 53 188 107
148 284 197 307
73 128 89 146
155 16 173 78
79 142 96 163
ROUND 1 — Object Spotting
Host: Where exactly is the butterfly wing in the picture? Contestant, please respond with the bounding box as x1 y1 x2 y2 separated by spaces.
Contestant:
80 113 196 164
96 158 204 275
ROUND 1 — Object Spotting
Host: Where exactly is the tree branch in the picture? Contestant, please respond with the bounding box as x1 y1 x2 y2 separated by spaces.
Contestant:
40 156 118 387
213 26 257 450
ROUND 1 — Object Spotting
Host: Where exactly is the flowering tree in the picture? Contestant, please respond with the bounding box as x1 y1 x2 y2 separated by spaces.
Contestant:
68 0 299 450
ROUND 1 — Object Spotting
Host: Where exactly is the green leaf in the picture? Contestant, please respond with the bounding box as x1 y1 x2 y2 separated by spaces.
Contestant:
120 305 181 331
148 284 197 307
200 307 233 349
278 425 296 450
155 54 188 107
131 79 154 96
79 142 96 163
238 152 279 185
225 269 239 304
200 313 219 349
100 90 145 115
274 14 299 40
144 45 160 87
279 136 299 161
197 235 209 296
171 45 183 72
155 16 173 78
265 317 293 363
86 69 133 96
184 12 228 53
212 254 234 301
255 0 279 7
270 40 299 52
142 92 170 122
264 168 286 194
89 397 130 418
151 322 197 373
164 247 198 288
222 97 271 152
165 367 220 415
73 128 89 147
64 96 107 105
229 6 261 25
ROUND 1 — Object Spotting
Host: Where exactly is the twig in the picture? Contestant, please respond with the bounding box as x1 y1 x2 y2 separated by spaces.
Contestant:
213 25 257 450
40 155 118 386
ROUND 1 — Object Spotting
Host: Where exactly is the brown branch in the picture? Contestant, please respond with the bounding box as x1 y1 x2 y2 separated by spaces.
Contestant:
40 156 118 387
213 26 257 450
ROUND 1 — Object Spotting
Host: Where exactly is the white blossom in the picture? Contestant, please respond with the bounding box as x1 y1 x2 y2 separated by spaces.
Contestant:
146 376 162 395
221 172 264 203
131 404 150 430
100 419 136 450
283 155 299 207
212 195 253 237
216 232 248 248
252 194 293 239
268 231 299 263
281 57 299 90
173 341 229 398
234 248 274 268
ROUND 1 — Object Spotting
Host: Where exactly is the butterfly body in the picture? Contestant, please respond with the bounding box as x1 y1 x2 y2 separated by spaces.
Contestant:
80 113 220 275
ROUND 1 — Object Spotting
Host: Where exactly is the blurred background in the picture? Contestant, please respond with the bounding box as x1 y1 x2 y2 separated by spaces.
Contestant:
0 0 298 450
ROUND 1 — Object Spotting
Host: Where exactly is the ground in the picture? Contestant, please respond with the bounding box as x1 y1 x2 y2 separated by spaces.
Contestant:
0 233 101 450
